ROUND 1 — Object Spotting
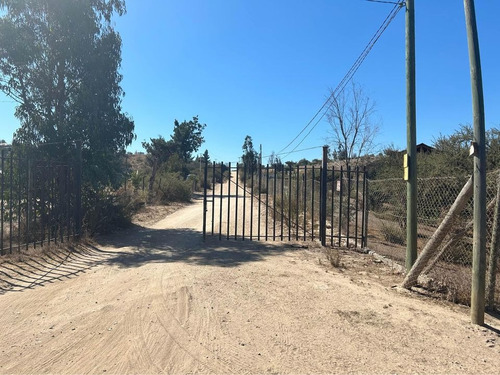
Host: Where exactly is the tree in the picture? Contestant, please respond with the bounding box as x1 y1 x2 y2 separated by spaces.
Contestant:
142 117 206 192
326 82 378 170
0 0 134 187
242 135 258 171
267 151 282 170
142 136 174 192
202 149 210 163
170 116 206 163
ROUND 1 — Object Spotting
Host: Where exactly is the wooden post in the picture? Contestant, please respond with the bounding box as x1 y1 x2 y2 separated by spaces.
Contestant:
464 0 487 325
406 0 418 271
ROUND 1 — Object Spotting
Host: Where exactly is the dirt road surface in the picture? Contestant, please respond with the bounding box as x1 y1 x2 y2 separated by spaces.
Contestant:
1 194 499 374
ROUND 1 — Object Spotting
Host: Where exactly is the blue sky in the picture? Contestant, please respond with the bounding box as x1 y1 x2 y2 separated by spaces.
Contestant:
1 0 499 164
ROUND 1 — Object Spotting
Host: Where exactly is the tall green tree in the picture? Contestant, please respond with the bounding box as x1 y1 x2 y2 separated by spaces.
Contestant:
0 0 134 187
170 116 206 163
142 116 206 192
242 135 258 171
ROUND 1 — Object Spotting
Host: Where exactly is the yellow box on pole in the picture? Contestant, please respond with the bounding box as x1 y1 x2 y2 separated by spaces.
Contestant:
403 153 409 181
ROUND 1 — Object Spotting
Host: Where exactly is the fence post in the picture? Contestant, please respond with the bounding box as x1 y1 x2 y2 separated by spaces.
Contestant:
74 140 82 238
464 0 487 326
202 159 208 241
1 149 4 255
320 146 328 246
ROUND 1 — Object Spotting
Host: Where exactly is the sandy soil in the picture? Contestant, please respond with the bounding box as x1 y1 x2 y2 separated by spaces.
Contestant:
0 191 499 374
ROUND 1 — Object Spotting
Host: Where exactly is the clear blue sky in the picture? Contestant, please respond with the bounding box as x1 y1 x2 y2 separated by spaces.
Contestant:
1 0 499 164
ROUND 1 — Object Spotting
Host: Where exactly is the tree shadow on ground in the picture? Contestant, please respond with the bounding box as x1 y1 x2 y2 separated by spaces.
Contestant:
95 224 305 269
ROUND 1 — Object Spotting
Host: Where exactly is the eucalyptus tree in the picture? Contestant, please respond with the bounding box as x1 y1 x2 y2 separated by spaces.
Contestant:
0 0 134 187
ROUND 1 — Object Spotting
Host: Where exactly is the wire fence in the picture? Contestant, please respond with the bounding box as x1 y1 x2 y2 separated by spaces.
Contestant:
368 172 500 308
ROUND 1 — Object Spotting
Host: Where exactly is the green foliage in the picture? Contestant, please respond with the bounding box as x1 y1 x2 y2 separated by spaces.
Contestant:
242 135 258 171
170 116 206 163
0 0 134 188
82 186 134 235
156 173 192 203
142 117 206 194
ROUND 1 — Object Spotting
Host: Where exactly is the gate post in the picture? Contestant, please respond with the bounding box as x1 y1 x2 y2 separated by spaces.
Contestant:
74 140 82 239
320 146 328 246
202 159 208 241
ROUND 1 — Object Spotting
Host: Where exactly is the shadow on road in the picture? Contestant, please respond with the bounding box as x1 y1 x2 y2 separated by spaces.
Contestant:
0 223 307 295
96 224 304 269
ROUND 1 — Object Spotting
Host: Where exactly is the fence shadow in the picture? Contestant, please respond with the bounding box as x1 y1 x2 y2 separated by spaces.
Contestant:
0 224 307 295
96 224 301 269
0 244 126 295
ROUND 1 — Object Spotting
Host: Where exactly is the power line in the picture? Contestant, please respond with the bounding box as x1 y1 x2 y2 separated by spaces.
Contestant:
365 0 402 4
278 2 404 159
263 145 324 160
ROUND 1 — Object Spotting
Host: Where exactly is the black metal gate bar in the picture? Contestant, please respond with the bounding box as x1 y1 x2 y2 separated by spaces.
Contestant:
355 167 360 248
288 166 292 241
280 166 284 240
303 165 307 241
211 162 215 236
219 163 223 240
235 163 239 240
265 165 269 241
202 159 207 241
312 165 315 241
346 166 352 247
242 164 246 240
273 164 277 241
1 149 4 255
296 164 299 241
362 166 368 248
330 167 335 246
226 162 231 240
338 166 343 246
250 166 254 240
257 165 262 240
17 155 21 251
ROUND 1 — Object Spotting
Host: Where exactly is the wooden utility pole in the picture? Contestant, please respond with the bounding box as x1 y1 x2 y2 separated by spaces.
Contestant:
406 0 417 271
464 0 487 325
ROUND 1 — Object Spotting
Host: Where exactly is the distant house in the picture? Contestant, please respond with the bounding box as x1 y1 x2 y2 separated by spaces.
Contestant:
416 143 434 154
399 143 435 155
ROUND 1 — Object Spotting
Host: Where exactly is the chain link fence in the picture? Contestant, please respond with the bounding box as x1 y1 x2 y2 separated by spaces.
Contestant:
368 172 500 308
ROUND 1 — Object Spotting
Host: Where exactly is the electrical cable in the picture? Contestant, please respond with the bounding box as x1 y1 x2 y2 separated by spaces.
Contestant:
277 1 404 159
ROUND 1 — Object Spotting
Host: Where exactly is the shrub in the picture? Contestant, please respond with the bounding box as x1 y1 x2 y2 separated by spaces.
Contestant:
157 173 192 203
380 221 406 245
82 187 135 235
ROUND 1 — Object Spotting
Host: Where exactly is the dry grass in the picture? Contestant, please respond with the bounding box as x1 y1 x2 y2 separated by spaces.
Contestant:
324 247 343 268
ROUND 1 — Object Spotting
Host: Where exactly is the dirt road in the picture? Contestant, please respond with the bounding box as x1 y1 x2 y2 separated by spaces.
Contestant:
1 195 499 374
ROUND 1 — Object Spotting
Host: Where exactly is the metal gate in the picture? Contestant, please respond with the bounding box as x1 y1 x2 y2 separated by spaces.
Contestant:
0 147 81 255
202 161 368 248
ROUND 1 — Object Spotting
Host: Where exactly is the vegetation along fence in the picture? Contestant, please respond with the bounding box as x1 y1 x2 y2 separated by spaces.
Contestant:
368 172 500 309
203 161 368 247
0 147 81 256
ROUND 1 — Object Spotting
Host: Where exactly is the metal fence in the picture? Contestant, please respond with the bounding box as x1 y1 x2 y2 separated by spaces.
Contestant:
203 162 368 247
0 148 81 255
368 172 500 308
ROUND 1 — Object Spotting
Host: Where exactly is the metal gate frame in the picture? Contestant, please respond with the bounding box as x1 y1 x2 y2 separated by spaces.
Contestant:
203 159 368 248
